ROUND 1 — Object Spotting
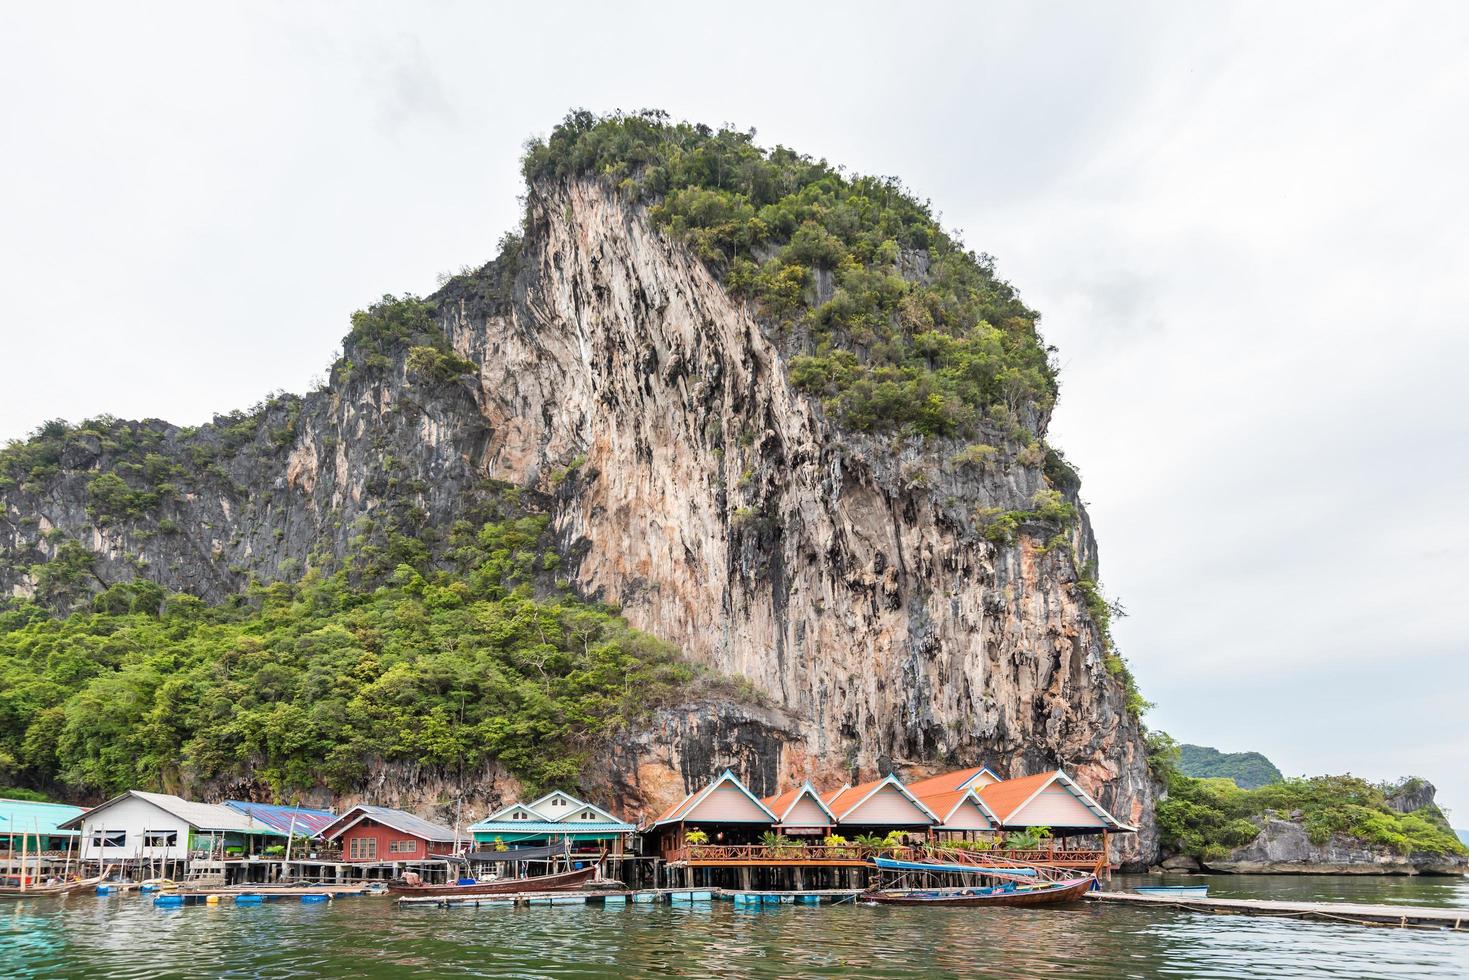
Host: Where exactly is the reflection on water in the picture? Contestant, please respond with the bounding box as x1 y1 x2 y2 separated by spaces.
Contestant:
0 876 1465 979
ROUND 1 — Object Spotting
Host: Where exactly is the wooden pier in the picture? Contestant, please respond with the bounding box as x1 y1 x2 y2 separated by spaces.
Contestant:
396 887 714 908
1090 890 1469 929
395 886 866 909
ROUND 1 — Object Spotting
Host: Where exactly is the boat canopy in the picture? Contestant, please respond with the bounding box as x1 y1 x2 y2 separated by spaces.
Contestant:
872 855 1037 876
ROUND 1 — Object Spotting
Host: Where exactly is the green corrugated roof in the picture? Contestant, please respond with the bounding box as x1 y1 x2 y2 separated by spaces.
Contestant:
0 798 84 838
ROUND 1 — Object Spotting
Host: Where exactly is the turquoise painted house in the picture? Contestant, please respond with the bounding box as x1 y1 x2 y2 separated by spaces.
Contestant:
468 791 635 855
0 797 84 852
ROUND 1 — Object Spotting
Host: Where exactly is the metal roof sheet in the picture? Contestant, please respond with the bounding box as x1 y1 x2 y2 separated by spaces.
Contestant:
57 791 283 834
322 805 458 843
223 801 338 838
0 798 85 837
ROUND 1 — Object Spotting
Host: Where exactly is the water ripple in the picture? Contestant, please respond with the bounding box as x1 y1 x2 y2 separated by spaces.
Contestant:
1 878 1466 979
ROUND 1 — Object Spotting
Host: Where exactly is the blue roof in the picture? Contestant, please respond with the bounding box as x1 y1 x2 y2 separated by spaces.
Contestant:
224 801 338 838
0 798 84 838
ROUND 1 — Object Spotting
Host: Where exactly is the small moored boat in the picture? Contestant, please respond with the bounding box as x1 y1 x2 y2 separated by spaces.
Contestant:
865 855 1095 908
863 874 1096 907
387 860 602 897
1134 884 1209 897
0 866 112 897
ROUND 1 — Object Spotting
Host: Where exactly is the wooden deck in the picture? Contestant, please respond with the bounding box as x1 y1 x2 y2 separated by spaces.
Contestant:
1091 890 1469 929
666 844 1105 871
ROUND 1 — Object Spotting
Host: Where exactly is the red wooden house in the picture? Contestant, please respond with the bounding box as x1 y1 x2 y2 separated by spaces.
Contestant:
319 805 460 863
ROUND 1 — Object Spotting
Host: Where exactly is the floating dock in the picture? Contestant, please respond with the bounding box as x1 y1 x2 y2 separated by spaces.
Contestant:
725 888 862 906
1090 890 1469 929
395 887 866 909
154 885 377 906
396 887 715 909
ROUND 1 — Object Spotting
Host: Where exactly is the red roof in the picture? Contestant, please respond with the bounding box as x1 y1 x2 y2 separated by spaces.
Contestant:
905 767 988 797
976 771 1058 823
649 790 698 827
821 779 877 816
762 783 836 823
821 776 936 822
763 787 801 814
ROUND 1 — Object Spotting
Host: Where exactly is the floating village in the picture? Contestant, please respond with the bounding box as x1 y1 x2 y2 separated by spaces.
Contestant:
6 770 1466 928
1 766 1128 909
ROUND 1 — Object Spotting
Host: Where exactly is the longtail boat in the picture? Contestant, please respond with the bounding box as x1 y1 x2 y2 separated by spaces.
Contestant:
863 874 1096 907
864 855 1095 907
0 866 112 897
386 861 601 897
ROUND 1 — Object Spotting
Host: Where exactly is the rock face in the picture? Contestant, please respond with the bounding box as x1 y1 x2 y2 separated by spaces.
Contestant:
0 176 1157 864
1206 818 1469 875
1385 779 1439 815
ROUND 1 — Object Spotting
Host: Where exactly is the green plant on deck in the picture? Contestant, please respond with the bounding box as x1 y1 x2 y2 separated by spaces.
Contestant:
683 828 709 846
1000 829 1045 850
759 830 797 855
492 836 508 852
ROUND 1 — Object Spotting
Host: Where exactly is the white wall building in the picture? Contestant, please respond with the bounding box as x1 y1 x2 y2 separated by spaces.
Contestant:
58 790 280 863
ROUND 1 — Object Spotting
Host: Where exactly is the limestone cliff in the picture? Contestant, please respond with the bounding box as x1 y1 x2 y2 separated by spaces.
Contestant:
0 130 1157 863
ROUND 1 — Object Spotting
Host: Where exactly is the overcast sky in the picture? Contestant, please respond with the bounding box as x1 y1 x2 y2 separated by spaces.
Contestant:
3 2 1466 818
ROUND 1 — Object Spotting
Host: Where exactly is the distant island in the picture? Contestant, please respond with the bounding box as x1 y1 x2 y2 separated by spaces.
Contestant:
1152 735 1465 873
1178 744 1283 789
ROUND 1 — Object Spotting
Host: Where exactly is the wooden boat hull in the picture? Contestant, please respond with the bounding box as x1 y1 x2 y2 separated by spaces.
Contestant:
387 863 600 897
0 874 108 897
864 875 1096 907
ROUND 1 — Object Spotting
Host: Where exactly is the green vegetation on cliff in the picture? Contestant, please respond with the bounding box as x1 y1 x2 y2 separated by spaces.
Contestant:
0 507 723 799
1149 735 1466 861
1178 743 1283 790
524 109 1056 440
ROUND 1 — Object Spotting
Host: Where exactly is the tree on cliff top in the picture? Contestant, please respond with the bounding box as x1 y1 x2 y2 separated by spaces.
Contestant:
522 109 1057 442
1178 743 1283 790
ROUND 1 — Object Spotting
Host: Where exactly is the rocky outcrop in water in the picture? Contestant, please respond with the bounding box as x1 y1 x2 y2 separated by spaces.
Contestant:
1204 817 1469 875
1 167 1156 863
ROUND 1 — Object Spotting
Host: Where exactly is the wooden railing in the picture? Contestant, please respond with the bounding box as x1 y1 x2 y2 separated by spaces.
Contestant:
669 843 903 864
667 843 1105 869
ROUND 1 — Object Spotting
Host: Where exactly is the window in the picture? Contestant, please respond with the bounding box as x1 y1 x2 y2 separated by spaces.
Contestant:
388 839 417 853
349 837 378 860
143 830 178 848
551 798 564 808
580 811 596 820
90 830 126 848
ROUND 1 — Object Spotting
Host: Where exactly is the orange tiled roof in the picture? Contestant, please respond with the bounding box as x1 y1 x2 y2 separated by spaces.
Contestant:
912 788 967 822
905 767 988 797
649 789 698 827
822 777 886 818
913 787 999 825
762 786 801 814
976 770 1059 822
